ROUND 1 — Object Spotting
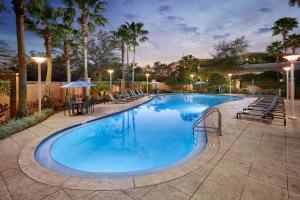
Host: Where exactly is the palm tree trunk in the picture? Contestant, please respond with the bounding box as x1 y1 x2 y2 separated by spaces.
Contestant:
292 46 296 53
13 0 27 117
64 39 71 83
132 46 136 88
121 44 125 91
283 34 287 55
83 36 88 82
64 38 71 100
44 33 52 97
276 53 280 82
81 13 89 96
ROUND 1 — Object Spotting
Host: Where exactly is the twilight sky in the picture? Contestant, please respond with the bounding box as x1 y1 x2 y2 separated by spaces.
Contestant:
0 0 299 66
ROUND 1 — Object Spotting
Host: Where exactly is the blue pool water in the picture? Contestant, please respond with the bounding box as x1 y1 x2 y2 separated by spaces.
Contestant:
35 94 241 177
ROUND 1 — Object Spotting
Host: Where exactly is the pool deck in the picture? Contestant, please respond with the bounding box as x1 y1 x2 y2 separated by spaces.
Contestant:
0 95 299 200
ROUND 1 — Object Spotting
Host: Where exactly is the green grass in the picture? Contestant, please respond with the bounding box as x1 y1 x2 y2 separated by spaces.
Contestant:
0 109 54 139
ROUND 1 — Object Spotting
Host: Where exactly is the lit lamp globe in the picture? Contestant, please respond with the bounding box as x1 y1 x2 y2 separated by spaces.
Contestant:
283 55 300 63
31 56 47 64
283 67 291 72
107 69 114 74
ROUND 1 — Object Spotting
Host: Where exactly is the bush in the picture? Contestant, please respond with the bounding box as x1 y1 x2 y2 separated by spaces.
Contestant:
0 109 54 139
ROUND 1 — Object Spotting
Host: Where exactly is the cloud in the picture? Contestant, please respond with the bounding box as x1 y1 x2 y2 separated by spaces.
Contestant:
124 14 137 20
166 15 184 22
176 23 199 35
123 0 134 6
254 25 271 35
213 33 231 40
158 5 172 14
149 41 161 49
259 7 272 12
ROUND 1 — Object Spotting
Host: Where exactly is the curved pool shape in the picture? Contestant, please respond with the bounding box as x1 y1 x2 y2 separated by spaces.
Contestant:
35 94 242 178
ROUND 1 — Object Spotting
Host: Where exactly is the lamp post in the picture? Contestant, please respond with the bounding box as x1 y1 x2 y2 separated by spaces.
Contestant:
145 73 150 94
190 74 195 91
283 67 291 102
107 69 114 94
31 56 47 112
228 73 232 94
283 54 300 119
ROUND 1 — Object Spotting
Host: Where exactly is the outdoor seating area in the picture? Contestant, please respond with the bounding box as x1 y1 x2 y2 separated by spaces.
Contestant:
1 0 300 199
64 97 95 116
237 95 286 126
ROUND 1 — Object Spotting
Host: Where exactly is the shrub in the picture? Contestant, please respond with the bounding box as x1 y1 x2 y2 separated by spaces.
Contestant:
0 109 54 139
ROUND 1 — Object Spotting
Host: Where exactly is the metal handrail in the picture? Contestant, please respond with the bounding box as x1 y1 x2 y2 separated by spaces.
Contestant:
192 107 222 144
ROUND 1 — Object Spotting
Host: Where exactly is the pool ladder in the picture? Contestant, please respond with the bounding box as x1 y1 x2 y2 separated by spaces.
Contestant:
192 107 222 144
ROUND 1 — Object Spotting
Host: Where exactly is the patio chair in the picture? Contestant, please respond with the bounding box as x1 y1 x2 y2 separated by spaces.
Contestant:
237 96 286 126
121 92 134 101
81 100 92 114
130 89 142 98
109 94 127 104
135 89 145 97
126 90 138 100
64 101 73 116
116 93 130 103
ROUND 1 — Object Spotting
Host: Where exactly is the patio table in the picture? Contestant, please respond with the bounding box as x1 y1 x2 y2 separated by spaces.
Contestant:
71 101 84 115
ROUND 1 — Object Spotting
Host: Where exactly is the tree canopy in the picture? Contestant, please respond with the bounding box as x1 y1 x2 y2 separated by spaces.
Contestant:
211 36 248 73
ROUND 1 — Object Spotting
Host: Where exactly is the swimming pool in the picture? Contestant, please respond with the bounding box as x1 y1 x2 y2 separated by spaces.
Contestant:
35 94 241 178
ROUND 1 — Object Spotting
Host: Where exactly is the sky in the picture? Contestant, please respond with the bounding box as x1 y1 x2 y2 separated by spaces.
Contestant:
0 0 299 67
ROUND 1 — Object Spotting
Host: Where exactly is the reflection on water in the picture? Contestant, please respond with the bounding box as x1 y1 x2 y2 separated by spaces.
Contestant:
48 94 241 173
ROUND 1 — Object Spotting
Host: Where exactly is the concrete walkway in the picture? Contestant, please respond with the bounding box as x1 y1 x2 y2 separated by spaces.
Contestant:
0 96 299 200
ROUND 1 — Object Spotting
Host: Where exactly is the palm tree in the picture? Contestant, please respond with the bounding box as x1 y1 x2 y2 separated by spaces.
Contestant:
0 1 5 13
25 0 59 96
12 0 44 117
266 41 283 63
63 0 107 93
266 41 283 81
125 22 148 88
54 7 78 84
289 0 300 7
112 25 130 91
287 34 300 53
271 17 298 54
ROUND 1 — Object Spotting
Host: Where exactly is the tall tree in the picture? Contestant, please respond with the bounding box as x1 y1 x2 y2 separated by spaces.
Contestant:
289 0 300 7
125 22 148 88
0 1 5 13
64 0 107 93
211 36 248 73
12 0 44 116
112 25 130 91
271 17 298 54
287 34 300 53
25 0 59 96
266 41 283 81
88 31 120 81
266 41 283 63
54 7 78 83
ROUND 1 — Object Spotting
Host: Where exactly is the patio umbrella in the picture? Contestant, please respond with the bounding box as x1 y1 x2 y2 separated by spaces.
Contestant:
61 80 96 88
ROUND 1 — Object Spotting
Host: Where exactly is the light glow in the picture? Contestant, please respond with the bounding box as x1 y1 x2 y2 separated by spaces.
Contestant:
107 69 114 74
145 73 150 77
283 55 300 63
228 73 232 77
283 67 291 72
31 56 47 64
